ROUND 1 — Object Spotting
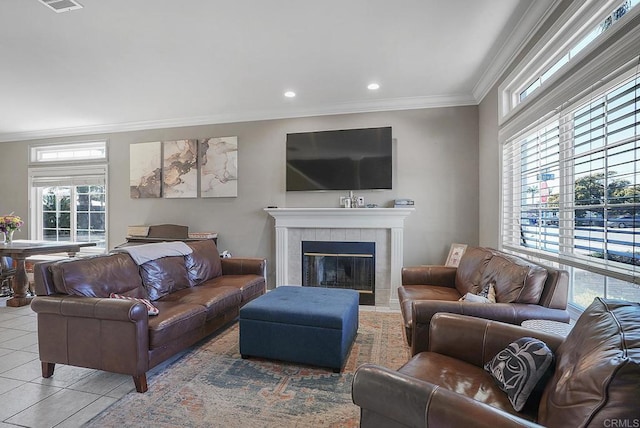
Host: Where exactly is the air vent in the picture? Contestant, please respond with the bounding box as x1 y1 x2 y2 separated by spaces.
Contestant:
38 0 83 13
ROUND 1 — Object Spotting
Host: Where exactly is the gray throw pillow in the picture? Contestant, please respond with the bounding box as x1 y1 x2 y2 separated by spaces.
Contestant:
484 337 553 411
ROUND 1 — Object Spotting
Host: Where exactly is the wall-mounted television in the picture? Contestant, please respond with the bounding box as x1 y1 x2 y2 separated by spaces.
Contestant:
286 126 392 191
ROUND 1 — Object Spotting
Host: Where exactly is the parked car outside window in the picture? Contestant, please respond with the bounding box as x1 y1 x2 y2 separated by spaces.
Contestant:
607 214 640 228
575 210 605 227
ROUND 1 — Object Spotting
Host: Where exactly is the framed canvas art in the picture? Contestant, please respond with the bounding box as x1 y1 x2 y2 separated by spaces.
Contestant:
163 139 198 198
130 141 162 198
200 136 238 198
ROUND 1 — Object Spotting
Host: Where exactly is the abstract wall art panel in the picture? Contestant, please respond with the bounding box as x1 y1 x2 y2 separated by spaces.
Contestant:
200 136 238 198
130 141 162 198
163 139 198 198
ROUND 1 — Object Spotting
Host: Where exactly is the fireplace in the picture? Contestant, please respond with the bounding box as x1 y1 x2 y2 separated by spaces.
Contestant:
302 241 375 305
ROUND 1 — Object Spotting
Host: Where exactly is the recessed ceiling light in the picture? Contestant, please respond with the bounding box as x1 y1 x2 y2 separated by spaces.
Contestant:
367 83 380 90
284 91 296 98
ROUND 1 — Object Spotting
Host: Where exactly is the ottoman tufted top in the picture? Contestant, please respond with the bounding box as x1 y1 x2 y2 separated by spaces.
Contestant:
239 286 359 329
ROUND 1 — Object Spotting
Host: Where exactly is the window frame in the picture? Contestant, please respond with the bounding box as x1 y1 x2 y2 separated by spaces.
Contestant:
498 0 640 126
28 142 109 255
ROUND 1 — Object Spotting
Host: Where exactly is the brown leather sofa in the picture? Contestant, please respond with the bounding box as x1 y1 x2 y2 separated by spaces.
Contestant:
31 239 266 393
353 298 640 427
400 246 569 354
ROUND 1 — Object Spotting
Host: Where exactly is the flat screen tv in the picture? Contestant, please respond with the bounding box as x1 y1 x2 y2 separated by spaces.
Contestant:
286 126 392 191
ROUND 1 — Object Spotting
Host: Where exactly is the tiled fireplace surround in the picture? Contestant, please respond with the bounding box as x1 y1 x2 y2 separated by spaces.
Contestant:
265 208 414 308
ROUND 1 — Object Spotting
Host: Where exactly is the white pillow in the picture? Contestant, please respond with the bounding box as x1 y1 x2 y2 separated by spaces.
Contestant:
459 292 493 303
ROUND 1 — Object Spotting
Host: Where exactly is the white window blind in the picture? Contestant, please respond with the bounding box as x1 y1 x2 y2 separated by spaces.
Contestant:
503 72 640 293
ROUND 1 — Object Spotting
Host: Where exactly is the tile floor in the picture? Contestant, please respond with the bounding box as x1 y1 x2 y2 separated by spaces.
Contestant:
0 296 162 428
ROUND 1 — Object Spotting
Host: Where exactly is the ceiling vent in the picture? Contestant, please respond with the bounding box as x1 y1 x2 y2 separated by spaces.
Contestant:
38 0 83 13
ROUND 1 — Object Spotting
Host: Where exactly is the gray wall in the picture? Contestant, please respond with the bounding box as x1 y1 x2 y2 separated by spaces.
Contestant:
0 106 479 288
478 85 500 248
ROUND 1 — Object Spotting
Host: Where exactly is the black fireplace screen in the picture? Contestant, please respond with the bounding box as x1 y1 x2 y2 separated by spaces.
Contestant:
302 241 375 304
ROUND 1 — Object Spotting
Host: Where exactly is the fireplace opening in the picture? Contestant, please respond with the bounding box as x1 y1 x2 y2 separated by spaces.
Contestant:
302 241 375 305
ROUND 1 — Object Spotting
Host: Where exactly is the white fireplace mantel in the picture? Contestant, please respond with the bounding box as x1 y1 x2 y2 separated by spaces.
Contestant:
264 207 414 308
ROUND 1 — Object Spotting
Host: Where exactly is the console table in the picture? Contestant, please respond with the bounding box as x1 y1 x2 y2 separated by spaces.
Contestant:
0 240 96 307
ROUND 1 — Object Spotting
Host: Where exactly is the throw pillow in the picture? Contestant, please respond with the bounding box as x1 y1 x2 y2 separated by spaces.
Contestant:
459 293 493 303
109 293 159 316
484 337 553 412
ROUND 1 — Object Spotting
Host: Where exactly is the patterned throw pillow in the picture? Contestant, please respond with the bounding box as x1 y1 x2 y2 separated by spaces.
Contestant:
109 293 159 316
484 337 553 411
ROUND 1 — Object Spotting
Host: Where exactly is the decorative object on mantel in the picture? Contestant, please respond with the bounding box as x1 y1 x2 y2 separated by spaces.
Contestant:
0 213 23 244
163 140 198 198
130 141 162 199
200 136 238 198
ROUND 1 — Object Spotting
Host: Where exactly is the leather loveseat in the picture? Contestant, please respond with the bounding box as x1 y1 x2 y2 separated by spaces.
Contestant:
400 246 569 354
353 298 640 427
31 239 266 392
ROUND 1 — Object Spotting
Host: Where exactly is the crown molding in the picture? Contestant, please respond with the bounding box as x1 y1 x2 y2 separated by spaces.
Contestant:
0 93 477 143
472 0 561 103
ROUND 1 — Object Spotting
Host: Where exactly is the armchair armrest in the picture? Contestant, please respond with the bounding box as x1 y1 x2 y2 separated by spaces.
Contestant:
427 313 565 368
221 257 267 278
401 265 457 288
352 364 542 428
411 300 568 355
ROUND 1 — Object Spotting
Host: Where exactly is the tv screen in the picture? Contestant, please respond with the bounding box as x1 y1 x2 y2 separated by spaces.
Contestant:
286 126 392 191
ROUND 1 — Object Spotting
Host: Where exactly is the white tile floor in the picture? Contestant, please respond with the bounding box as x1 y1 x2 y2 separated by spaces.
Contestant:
0 297 142 428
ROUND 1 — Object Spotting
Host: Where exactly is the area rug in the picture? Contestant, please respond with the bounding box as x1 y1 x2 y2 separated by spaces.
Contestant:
85 310 408 428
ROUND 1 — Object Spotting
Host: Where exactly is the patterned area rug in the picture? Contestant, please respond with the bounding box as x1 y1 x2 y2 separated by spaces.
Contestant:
85 310 408 428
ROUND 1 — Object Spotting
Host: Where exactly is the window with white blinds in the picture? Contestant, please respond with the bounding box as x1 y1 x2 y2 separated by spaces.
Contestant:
502 71 640 308
29 159 108 253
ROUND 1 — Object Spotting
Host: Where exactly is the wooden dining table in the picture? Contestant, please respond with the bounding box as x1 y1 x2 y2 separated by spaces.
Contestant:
0 240 97 307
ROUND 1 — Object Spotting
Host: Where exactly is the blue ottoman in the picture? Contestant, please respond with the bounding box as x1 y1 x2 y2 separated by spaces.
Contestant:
239 286 359 372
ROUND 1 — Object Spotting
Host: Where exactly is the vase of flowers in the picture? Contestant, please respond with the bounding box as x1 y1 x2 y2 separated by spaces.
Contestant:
0 213 24 244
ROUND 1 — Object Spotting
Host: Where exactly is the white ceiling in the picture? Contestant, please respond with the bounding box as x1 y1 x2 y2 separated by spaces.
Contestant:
0 0 554 142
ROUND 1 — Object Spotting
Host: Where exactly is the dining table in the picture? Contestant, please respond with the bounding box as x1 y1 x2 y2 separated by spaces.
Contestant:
0 240 97 307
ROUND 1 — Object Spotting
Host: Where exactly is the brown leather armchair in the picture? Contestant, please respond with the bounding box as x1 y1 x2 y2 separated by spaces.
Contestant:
352 298 640 427
400 247 569 355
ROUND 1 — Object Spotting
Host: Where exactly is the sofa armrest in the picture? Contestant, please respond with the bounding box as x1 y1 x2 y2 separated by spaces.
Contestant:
353 364 542 428
411 300 568 355
32 295 149 322
31 296 150 376
427 313 565 367
401 265 457 287
221 257 267 278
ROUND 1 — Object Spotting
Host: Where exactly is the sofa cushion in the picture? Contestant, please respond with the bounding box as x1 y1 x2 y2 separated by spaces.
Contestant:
49 253 146 298
140 256 191 301
454 247 493 296
159 285 241 321
484 337 553 412
147 302 207 349
201 274 266 303
480 254 547 304
398 351 537 421
185 240 222 286
539 298 640 427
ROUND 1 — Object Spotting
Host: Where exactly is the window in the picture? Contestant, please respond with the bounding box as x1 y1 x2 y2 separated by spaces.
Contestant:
502 71 640 309
499 0 640 124
29 142 108 254
517 0 637 104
